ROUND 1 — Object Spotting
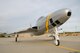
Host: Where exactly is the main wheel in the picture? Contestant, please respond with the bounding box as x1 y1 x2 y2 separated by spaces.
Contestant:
15 37 18 42
54 40 60 46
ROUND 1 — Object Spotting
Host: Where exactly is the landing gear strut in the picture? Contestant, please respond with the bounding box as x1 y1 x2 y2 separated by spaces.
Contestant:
53 27 60 46
15 34 19 42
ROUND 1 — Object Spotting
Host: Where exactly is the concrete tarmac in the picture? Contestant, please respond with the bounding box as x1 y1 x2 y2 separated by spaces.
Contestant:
0 36 80 53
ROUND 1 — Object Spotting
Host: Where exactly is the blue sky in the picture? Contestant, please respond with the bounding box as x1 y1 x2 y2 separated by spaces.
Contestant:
0 0 80 33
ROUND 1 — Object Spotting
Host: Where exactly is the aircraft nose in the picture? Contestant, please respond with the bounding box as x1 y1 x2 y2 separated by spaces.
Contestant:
65 9 71 17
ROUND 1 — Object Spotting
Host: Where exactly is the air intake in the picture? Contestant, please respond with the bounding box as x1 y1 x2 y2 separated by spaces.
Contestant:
67 11 71 16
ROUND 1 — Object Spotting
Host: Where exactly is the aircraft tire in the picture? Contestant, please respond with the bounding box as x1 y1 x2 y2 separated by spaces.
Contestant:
55 40 60 46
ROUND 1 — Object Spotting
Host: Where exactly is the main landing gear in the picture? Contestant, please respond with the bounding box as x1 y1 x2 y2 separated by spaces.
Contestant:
15 34 19 42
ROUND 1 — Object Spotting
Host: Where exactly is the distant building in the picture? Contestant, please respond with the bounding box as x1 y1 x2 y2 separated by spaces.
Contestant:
59 32 80 36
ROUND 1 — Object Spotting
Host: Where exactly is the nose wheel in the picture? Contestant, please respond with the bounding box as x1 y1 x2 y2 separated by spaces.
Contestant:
51 36 60 46
54 40 60 46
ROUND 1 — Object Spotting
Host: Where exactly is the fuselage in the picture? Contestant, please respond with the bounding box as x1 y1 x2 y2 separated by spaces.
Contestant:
33 8 71 35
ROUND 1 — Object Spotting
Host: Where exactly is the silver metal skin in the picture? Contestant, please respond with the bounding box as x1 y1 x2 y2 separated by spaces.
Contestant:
33 8 71 35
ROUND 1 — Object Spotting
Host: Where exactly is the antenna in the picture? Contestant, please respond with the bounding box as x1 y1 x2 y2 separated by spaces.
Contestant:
30 24 32 28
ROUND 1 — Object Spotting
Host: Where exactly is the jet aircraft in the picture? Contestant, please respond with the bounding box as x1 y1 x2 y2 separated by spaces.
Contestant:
16 8 72 46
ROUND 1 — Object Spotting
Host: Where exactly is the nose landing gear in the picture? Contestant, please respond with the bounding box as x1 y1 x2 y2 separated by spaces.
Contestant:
50 27 60 46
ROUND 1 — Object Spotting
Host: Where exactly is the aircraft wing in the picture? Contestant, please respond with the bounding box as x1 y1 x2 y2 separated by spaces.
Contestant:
17 27 38 34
